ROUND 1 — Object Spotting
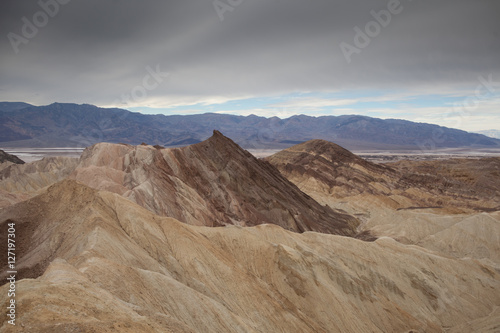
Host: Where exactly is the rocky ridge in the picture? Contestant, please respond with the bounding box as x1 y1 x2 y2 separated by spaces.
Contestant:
0 156 78 208
266 139 500 212
0 150 24 165
266 139 500 267
70 131 358 236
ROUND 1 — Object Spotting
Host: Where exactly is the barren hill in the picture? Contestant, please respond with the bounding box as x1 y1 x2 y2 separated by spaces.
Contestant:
265 140 500 267
265 139 397 199
389 157 500 208
70 131 358 236
0 135 499 332
1 179 498 332
266 140 500 212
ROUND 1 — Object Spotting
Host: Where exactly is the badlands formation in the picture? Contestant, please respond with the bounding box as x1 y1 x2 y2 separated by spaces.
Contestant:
266 140 500 261
0 132 499 332
69 131 357 235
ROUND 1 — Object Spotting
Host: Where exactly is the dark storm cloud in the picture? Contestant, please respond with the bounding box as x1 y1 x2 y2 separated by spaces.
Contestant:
0 0 499 106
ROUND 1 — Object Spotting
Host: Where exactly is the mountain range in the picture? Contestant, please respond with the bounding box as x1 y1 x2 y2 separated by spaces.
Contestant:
1 102 499 150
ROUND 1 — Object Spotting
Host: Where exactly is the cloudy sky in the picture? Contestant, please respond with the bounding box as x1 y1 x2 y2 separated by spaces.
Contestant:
1 0 499 131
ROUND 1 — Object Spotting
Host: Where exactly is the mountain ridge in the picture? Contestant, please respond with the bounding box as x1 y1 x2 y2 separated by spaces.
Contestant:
69 131 359 236
477 129 500 139
1 101 499 150
0 149 25 165
0 131 499 331
0 102 33 112
266 139 500 212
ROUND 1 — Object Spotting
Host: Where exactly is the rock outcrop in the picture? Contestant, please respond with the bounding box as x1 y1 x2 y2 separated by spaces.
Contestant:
265 139 397 198
0 150 24 165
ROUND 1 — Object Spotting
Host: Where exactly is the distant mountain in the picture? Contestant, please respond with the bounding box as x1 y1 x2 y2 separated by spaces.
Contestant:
1 102 499 150
477 129 500 139
0 102 33 112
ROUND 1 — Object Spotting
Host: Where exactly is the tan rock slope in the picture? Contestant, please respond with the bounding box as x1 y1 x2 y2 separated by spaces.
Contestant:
266 139 500 212
0 156 78 208
1 180 499 332
70 131 358 236
389 157 500 210
265 139 397 199
266 139 500 267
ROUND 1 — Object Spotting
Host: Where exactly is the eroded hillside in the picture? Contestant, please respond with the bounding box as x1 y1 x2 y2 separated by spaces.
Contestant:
70 131 358 236
0 136 499 332
0 180 498 332
266 139 500 212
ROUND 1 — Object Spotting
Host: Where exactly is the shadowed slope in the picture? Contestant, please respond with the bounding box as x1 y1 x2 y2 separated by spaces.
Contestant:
0 150 24 165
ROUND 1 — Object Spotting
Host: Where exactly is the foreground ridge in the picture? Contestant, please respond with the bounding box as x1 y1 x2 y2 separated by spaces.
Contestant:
0 179 498 332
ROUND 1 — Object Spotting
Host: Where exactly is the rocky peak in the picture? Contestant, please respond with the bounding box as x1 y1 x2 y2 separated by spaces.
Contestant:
70 132 359 236
0 149 25 165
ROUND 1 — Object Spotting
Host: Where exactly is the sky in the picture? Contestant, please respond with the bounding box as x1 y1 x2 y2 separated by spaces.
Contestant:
0 0 499 132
